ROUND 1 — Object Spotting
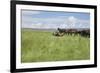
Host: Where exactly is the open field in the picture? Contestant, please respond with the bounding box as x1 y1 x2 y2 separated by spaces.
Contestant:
21 29 90 63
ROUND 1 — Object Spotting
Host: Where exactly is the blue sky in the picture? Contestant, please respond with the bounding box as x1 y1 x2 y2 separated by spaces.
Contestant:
21 10 90 29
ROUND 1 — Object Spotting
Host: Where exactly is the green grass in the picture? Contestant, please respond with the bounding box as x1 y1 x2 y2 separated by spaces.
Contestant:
21 29 90 63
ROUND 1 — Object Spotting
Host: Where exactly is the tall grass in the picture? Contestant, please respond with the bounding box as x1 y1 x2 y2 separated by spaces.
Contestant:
21 29 90 63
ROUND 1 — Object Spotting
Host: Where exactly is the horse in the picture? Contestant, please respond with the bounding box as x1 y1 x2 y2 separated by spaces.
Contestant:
79 29 90 37
53 31 64 36
53 28 90 37
57 28 78 35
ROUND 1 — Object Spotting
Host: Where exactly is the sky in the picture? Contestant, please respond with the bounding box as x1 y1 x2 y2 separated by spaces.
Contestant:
21 10 90 29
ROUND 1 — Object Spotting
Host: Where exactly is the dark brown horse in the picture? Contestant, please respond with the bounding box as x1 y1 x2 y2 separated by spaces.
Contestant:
57 28 78 35
53 28 90 37
78 29 90 37
53 31 64 36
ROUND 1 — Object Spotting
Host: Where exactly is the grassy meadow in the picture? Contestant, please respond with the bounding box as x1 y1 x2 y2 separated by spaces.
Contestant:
21 29 90 63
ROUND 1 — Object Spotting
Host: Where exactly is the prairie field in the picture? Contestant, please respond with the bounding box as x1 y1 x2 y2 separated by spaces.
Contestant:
21 29 90 63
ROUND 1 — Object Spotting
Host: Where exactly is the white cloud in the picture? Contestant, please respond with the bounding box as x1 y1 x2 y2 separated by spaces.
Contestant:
22 10 41 16
66 16 77 28
65 16 90 28
32 23 44 28
22 15 90 29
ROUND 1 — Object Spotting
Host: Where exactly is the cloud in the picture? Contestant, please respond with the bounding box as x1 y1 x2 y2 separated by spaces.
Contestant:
22 15 90 29
32 23 46 28
65 16 90 28
22 10 41 16
66 16 77 28
21 10 90 29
